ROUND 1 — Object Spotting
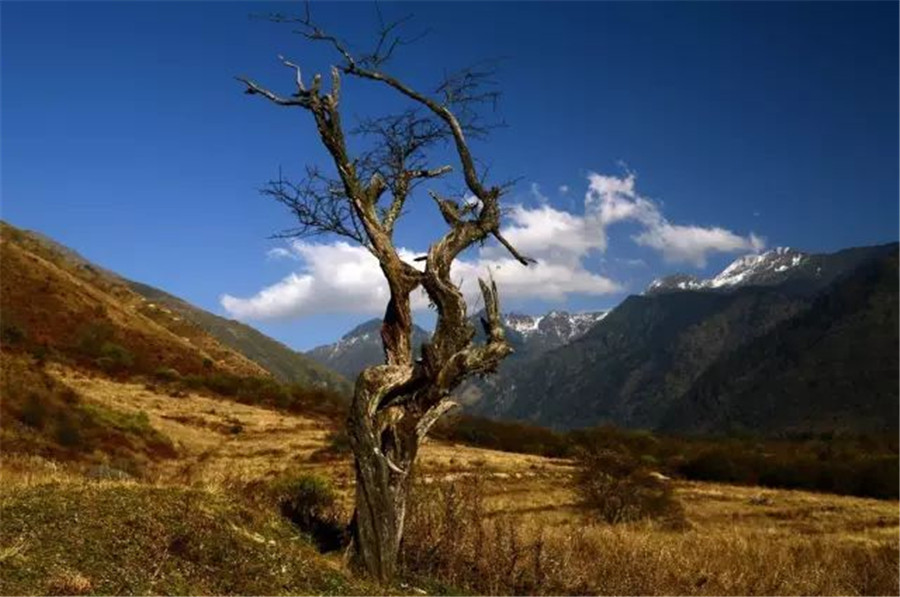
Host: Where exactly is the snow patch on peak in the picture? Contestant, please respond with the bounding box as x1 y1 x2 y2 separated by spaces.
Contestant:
502 310 608 343
503 313 544 336
647 247 809 294
709 247 806 288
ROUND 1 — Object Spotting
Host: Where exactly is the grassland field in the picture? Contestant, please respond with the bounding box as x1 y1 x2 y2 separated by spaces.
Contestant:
2 362 898 595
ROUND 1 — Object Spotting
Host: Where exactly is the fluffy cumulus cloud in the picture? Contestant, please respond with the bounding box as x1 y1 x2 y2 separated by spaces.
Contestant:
222 234 621 320
223 242 392 320
585 173 764 267
221 172 763 320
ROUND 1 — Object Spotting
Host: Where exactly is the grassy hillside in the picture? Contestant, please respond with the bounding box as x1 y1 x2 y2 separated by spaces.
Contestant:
0 222 268 380
1 222 896 595
0 481 379 596
1 356 176 474
127 281 351 393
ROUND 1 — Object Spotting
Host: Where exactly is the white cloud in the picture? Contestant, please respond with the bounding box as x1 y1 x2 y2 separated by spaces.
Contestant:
558 184 570 195
222 232 622 320
266 247 294 260
222 242 394 320
634 225 765 267
585 172 764 267
222 171 764 320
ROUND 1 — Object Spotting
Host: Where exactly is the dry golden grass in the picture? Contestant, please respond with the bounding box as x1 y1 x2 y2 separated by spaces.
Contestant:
402 474 899 595
0 226 268 379
5 363 897 595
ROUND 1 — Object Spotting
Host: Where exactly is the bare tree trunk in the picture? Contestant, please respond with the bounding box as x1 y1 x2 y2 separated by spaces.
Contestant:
238 14 532 582
346 369 419 581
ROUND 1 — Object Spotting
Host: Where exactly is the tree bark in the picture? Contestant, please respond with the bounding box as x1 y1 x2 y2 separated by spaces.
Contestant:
346 364 419 581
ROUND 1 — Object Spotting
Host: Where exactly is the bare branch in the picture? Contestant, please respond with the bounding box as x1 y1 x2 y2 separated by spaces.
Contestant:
236 76 309 107
278 54 305 92
263 166 367 246
493 230 537 266
416 400 458 440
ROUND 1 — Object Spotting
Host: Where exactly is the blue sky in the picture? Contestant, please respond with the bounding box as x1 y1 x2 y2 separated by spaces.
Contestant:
3 1 897 350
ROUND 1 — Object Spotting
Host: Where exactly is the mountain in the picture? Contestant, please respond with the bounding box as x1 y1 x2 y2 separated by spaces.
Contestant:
647 245 896 295
501 311 608 355
661 249 899 435
472 243 899 435
307 310 607 381
0 222 349 392
470 287 808 426
647 247 808 293
307 318 431 380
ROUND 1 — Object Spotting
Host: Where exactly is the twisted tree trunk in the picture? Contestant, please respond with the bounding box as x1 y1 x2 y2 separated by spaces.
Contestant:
237 11 531 582
346 384 417 581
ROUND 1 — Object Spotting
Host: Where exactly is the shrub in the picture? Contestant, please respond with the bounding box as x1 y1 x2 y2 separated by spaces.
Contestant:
55 412 83 448
28 343 50 365
1 322 25 346
309 428 352 462
574 448 685 527
76 322 114 357
433 414 572 458
20 393 47 429
270 474 346 552
401 473 552 595
94 342 134 374
153 367 182 383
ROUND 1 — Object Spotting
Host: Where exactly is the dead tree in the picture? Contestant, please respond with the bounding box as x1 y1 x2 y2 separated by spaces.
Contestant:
238 8 532 582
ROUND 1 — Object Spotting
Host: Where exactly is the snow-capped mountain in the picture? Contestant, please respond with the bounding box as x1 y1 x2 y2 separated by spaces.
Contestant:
502 310 608 352
308 310 608 379
473 242 898 433
647 247 808 294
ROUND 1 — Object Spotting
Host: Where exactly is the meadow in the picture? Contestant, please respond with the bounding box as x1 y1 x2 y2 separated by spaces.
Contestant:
2 360 897 595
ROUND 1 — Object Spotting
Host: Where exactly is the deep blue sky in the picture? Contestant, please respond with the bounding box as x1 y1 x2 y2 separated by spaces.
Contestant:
3 1 897 350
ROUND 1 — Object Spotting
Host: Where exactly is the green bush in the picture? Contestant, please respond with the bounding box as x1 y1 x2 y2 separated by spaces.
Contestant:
20 393 47 429
154 367 182 383
270 474 346 552
93 341 134 373
575 448 685 527
1 323 26 346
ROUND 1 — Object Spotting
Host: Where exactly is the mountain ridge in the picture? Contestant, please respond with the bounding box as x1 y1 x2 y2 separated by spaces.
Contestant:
0 221 350 393
306 310 609 380
472 241 899 434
